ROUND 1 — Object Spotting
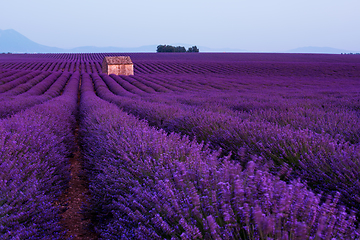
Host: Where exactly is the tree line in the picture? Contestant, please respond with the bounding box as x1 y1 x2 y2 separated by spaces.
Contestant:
157 45 199 53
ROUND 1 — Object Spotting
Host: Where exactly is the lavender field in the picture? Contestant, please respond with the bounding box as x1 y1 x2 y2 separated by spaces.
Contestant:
1 52 360 239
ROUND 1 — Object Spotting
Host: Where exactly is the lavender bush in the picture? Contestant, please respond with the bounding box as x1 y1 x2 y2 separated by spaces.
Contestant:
0 72 50 98
17 72 62 97
0 72 74 119
79 73 359 239
0 71 41 94
0 70 32 86
0 72 79 239
87 71 360 214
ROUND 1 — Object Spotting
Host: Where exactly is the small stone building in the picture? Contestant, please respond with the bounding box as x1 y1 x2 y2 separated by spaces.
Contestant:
102 56 134 75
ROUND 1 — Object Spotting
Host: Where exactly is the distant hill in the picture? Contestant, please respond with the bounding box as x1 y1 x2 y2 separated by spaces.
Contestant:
0 29 64 53
0 29 157 53
285 46 353 54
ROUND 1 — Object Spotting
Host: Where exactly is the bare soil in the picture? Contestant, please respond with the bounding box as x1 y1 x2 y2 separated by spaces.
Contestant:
59 126 97 239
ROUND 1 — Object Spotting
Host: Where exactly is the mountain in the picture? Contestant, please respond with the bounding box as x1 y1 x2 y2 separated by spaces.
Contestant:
0 29 64 53
0 29 156 53
285 46 352 54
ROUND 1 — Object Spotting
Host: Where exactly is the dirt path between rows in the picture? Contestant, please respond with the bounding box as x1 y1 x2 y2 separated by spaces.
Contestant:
59 127 97 239
59 76 97 239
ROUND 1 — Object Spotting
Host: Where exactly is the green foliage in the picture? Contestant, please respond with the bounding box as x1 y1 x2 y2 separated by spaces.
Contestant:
157 45 199 53
187 46 199 52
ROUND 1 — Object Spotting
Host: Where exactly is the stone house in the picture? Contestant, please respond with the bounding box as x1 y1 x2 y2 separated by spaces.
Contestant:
102 56 134 75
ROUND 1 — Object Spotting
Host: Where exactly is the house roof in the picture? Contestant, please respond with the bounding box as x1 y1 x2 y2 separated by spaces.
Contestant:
103 56 133 65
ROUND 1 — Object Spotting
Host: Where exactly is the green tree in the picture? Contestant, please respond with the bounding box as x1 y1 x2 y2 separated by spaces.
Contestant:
187 46 199 52
157 45 193 53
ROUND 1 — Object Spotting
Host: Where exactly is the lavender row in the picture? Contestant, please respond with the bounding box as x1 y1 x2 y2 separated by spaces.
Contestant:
0 71 36 92
0 60 104 74
140 90 360 144
136 75 185 92
122 74 205 92
0 70 59 97
0 73 79 239
100 72 215 96
0 69 26 85
1 61 63 72
167 88 360 113
0 72 73 119
133 75 173 92
0 69 31 83
244 105 360 144
0 72 50 98
17 72 62 97
80 73 359 239
42 72 71 97
111 74 238 92
106 74 146 95
92 73 360 211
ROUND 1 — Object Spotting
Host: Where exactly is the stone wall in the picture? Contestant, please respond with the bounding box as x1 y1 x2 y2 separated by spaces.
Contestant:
103 64 134 75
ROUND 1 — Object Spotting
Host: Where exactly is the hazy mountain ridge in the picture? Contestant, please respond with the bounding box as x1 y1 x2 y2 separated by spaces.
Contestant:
0 29 63 53
285 46 355 54
0 29 157 53
0 29 357 54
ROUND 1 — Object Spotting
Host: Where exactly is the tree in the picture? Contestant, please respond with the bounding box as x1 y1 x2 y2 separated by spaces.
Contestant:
157 45 185 52
187 46 199 52
175 46 186 52
156 45 198 53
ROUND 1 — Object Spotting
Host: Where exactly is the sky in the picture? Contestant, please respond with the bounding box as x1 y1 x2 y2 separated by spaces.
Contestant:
1 0 359 52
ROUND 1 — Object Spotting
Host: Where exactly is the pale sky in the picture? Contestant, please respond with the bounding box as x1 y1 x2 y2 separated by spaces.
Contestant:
1 0 359 51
